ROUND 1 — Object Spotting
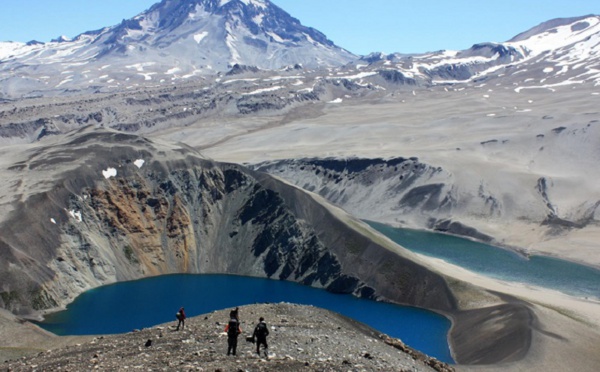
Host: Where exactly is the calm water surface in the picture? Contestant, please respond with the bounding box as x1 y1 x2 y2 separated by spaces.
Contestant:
38 274 454 363
367 220 600 299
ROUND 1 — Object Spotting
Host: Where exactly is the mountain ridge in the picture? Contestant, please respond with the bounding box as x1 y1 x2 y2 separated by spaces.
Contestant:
0 0 356 98
1 8 599 98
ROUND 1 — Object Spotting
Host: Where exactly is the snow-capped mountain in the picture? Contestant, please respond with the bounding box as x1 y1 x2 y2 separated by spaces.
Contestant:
360 15 600 88
0 0 355 98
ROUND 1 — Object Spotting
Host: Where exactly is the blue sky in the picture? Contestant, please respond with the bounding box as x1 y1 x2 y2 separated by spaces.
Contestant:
0 0 598 54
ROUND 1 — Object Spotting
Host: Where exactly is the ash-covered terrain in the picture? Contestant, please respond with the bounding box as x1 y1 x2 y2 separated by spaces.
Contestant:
1 1 600 371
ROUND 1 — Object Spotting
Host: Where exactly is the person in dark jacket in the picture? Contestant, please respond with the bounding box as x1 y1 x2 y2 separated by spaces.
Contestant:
176 307 186 331
253 317 269 358
225 309 242 356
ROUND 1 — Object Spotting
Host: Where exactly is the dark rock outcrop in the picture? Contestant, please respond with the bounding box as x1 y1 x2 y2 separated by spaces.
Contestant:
251 157 460 230
226 64 261 76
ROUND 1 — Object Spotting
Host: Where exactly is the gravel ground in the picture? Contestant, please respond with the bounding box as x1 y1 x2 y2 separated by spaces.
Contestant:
3 303 453 372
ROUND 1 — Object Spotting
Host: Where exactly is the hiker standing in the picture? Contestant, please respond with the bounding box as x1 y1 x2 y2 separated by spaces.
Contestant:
225 309 242 356
176 307 186 331
253 317 269 358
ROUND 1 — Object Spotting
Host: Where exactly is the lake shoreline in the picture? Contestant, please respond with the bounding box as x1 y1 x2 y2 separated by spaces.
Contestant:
31 274 454 363
3 266 600 371
367 220 600 272
422 254 600 372
367 220 600 300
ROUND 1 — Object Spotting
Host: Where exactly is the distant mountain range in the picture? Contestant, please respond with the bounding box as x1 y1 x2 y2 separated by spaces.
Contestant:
365 15 600 88
0 0 598 98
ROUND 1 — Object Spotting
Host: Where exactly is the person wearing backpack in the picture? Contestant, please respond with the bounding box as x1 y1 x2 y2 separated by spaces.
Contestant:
224 310 242 356
253 317 269 358
175 307 186 331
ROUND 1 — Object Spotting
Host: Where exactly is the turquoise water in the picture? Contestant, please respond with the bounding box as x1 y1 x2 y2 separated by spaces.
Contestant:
367 220 600 299
37 274 454 363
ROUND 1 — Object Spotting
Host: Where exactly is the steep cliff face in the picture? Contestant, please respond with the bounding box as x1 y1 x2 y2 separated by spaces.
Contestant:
0 127 455 316
252 157 494 242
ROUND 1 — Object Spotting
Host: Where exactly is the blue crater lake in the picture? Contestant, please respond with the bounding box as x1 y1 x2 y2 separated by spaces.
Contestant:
367 220 600 300
37 274 454 363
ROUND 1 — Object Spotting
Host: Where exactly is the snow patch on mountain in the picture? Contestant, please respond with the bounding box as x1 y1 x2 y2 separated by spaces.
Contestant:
507 16 600 56
193 31 209 43
243 85 283 95
102 167 117 179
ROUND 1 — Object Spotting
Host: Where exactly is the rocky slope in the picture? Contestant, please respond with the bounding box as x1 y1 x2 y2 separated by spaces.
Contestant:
252 158 493 243
250 153 600 256
2 303 453 371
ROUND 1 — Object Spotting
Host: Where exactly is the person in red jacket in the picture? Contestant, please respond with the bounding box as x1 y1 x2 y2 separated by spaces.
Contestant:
176 307 186 331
